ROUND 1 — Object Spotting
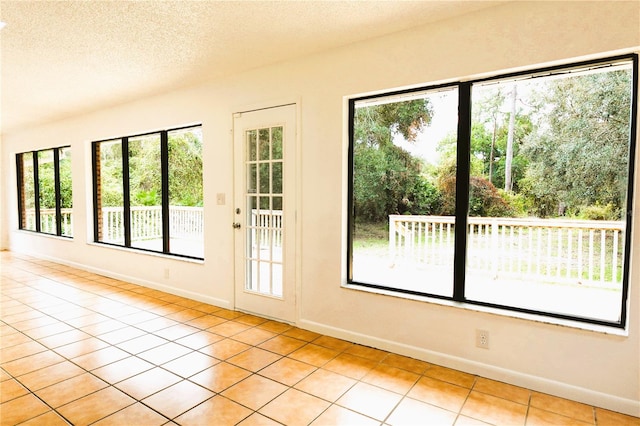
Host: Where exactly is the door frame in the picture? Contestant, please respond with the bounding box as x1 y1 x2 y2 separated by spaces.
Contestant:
232 101 302 324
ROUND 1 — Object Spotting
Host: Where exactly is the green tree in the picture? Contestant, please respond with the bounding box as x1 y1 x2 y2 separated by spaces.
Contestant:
129 136 162 206
97 130 203 208
353 99 438 222
521 69 632 218
471 89 532 193
169 130 203 207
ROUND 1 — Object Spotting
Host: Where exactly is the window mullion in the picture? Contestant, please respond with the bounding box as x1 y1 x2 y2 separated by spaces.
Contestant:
619 54 639 329
53 149 62 236
122 138 132 247
92 143 100 242
347 100 356 283
161 131 170 254
33 152 41 233
16 154 24 229
453 82 472 301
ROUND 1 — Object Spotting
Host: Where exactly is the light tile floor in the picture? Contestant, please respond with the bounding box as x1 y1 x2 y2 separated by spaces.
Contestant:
1 251 639 426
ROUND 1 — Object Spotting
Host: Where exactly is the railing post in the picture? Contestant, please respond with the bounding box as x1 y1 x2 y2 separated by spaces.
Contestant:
491 219 498 278
389 216 397 262
612 230 619 285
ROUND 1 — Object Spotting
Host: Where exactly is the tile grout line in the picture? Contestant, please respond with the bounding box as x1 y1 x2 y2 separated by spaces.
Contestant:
2 254 638 425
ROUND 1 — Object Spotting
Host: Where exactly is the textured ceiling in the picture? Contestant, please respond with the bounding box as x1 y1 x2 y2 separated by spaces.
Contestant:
0 1 499 135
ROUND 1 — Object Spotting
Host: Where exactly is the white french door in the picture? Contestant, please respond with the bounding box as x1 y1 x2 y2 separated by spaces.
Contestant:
233 104 297 323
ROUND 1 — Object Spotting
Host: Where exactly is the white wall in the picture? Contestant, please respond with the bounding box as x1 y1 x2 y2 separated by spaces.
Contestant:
2 1 639 415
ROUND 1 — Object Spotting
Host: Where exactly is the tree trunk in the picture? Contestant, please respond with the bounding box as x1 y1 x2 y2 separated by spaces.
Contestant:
489 114 497 183
504 84 517 192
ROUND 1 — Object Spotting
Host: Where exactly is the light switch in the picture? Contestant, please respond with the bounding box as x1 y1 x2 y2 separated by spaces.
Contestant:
216 193 226 205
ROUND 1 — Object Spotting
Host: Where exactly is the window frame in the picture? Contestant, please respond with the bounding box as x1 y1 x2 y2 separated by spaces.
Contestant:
91 124 203 260
346 54 638 329
16 146 73 238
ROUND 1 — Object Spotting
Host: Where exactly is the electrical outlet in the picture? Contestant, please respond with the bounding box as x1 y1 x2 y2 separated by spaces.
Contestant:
164 268 170 279
476 329 490 349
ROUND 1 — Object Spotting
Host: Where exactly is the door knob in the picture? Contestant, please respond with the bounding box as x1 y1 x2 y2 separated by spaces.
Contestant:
233 222 241 229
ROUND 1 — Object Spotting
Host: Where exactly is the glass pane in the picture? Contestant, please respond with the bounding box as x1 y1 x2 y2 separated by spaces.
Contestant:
248 260 258 292
247 130 257 161
168 126 204 258
246 195 257 256
259 129 270 160
272 162 282 194
129 134 162 252
97 140 124 244
38 150 56 234
272 196 283 211
259 196 270 210
465 63 633 323
259 163 270 194
272 263 283 297
21 152 36 231
59 147 73 237
248 164 257 193
272 126 283 160
351 87 459 297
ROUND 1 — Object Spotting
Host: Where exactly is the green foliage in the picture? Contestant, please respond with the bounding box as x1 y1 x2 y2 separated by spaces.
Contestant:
59 155 73 209
408 177 441 215
353 142 440 221
37 161 56 209
500 191 531 217
355 99 433 147
353 99 438 222
168 131 203 207
128 136 161 206
470 102 532 191
135 190 159 206
521 69 632 217
577 203 619 221
436 174 513 217
469 176 514 217
96 129 203 209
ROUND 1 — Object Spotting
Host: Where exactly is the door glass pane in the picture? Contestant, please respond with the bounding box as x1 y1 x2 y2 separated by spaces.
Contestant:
168 126 204 258
466 63 633 323
129 134 162 251
38 150 56 234
247 130 257 161
245 126 284 297
97 140 125 244
59 147 73 237
259 164 270 193
351 87 459 297
21 152 36 231
259 129 270 160
272 127 283 160
248 164 257 193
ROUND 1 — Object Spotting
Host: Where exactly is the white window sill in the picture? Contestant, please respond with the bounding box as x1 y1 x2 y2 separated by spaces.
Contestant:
86 241 204 265
342 282 629 337
16 229 73 240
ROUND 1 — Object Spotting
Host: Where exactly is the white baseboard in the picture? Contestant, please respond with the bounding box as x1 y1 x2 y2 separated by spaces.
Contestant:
24 252 232 310
298 319 640 417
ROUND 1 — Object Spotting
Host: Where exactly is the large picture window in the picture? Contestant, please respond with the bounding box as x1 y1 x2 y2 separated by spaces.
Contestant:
16 146 73 237
92 125 203 259
348 55 637 327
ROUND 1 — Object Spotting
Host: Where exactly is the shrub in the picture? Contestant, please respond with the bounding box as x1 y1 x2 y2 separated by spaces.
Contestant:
578 203 620 220
437 175 514 217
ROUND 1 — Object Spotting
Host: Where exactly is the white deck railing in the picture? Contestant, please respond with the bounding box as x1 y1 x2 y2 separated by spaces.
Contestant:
25 208 73 236
32 206 279 249
389 215 625 286
102 206 203 243
250 209 283 248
